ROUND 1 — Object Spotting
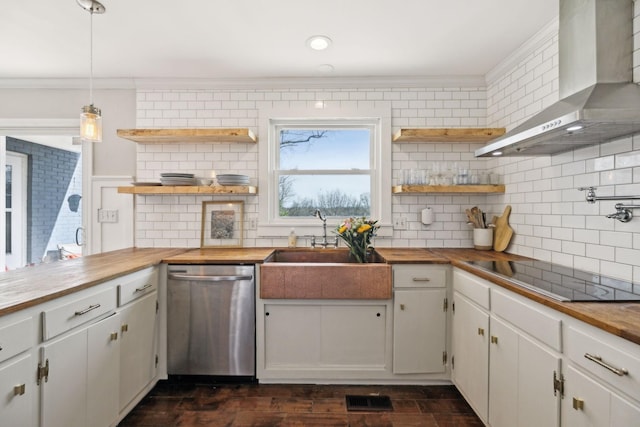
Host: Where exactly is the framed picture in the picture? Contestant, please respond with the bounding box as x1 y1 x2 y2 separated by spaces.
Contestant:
200 201 244 248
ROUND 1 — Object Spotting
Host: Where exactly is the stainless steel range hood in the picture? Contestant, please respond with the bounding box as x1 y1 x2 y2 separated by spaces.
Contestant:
476 0 640 157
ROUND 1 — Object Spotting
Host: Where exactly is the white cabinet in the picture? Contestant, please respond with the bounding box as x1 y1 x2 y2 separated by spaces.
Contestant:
452 268 561 427
259 301 389 381
562 322 640 427
562 365 640 427
392 264 448 374
263 303 386 369
0 352 35 427
489 316 561 427
119 291 158 412
87 313 120 427
451 289 490 422
40 313 120 427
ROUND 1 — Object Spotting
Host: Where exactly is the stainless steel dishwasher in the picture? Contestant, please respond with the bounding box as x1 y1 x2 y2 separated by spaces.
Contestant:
167 265 255 377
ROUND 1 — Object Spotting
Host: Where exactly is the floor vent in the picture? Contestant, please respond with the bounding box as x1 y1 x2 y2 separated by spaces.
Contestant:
345 395 393 411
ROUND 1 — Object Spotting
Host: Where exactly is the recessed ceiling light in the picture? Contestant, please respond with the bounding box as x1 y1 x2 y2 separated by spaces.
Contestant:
567 125 583 132
317 64 334 73
492 151 503 156
307 35 332 51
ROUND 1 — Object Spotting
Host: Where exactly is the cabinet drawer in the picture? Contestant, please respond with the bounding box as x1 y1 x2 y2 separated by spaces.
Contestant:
492 289 561 351
0 317 33 363
117 267 158 306
566 325 640 401
453 268 490 310
42 288 116 341
393 265 447 288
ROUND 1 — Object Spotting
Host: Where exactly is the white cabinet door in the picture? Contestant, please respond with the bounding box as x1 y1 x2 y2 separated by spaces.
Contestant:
40 327 88 427
264 304 321 367
87 313 120 427
562 364 640 427
322 305 386 367
516 332 560 427
0 353 35 427
488 316 518 427
119 291 158 412
451 291 489 423
393 288 446 374
562 365 610 427
488 316 560 427
263 303 386 369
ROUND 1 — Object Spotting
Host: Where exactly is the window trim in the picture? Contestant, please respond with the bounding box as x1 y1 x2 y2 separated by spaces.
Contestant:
258 104 392 238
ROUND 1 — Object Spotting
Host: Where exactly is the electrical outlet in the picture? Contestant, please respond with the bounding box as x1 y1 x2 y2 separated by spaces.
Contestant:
248 218 258 229
393 216 407 230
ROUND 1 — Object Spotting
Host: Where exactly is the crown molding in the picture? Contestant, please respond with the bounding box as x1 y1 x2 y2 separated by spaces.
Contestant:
0 75 487 91
485 16 559 85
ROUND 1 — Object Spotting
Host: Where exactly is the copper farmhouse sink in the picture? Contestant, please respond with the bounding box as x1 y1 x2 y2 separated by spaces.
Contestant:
260 248 391 299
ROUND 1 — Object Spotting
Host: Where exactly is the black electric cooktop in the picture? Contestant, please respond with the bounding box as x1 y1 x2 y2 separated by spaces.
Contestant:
464 259 640 302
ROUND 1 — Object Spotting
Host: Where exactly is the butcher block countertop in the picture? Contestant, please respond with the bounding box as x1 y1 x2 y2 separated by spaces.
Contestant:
0 246 639 347
0 247 185 316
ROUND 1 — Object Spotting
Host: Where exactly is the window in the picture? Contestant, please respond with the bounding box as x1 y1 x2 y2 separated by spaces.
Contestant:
258 105 392 237
277 124 373 218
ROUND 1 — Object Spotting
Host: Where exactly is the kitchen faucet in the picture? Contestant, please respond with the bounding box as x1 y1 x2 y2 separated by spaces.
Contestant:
311 209 338 248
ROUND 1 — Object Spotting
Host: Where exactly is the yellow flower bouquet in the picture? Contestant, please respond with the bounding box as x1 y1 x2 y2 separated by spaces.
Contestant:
335 217 380 263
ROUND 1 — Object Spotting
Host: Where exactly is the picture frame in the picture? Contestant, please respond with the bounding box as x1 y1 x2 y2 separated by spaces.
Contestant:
200 201 244 248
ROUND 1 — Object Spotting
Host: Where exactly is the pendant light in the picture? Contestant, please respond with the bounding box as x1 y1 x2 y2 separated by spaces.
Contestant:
77 0 106 142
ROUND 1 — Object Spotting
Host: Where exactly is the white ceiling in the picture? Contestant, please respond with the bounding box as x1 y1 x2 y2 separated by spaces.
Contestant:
1 0 558 82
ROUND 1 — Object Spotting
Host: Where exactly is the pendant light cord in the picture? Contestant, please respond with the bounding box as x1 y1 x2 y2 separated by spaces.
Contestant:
89 10 94 106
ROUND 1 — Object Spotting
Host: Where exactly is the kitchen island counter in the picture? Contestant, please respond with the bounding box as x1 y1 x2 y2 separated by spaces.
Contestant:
0 247 185 316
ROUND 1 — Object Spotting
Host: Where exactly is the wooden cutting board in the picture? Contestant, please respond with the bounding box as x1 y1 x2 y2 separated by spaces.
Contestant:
493 205 513 252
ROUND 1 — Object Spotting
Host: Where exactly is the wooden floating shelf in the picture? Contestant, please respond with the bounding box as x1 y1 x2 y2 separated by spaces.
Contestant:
392 185 505 194
118 185 258 195
116 128 257 143
392 128 505 143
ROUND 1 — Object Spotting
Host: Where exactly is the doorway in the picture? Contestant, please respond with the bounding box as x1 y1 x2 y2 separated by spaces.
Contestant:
0 119 92 270
5 152 27 270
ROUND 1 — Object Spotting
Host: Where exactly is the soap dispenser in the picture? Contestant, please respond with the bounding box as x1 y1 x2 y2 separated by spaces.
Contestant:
288 228 297 248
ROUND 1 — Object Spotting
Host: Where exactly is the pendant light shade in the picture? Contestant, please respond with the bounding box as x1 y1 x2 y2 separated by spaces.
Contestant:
77 0 105 142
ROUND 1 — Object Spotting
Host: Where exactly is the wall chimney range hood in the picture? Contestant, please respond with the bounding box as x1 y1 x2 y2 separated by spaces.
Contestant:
476 0 640 157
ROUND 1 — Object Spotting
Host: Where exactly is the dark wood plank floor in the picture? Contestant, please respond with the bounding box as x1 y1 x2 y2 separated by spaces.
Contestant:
119 381 483 426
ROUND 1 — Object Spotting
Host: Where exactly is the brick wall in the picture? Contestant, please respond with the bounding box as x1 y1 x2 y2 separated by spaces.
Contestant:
7 137 81 264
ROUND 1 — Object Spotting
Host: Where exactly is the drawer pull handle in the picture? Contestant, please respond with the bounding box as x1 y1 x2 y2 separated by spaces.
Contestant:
121 324 129 333
491 336 498 344
412 277 431 282
478 328 485 336
110 332 118 341
572 397 584 410
13 384 25 396
584 353 628 376
400 304 405 311
74 303 101 316
134 283 153 293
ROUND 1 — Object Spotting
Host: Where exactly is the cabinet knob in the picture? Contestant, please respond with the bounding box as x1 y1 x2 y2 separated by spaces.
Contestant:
121 324 129 333
110 332 118 341
376 313 381 317
400 304 405 311
13 384 25 396
490 336 498 344
477 328 485 336
572 397 584 411
265 312 270 316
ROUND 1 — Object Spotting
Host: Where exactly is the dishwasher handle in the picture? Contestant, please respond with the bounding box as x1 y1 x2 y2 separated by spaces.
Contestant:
168 273 253 282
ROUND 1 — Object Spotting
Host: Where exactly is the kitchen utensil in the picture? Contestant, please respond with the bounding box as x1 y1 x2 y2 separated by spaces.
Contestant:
493 205 513 252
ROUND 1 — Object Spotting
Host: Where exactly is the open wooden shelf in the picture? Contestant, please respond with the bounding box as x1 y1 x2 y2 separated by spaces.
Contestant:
392 184 505 194
392 128 505 143
116 128 257 143
118 185 258 195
